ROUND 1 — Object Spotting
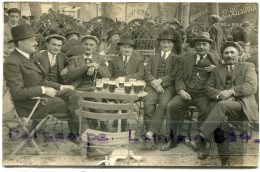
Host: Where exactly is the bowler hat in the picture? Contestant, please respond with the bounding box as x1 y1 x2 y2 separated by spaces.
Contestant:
7 8 21 15
45 34 66 43
81 34 100 44
117 35 135 47
9 24 36 43
220 41 242 54
193 32 213 44
65 30 80 39
157 30 174 41
107 29 120 40
210 15 222 22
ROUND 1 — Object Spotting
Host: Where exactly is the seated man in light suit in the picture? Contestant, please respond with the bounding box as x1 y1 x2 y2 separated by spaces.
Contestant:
4 24 79 138
193 41 258 165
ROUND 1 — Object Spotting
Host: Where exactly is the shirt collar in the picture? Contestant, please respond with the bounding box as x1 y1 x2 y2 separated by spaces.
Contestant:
161 50 171 59
84 54 92 59
47 51 56 58
123 55 130 62
16 48 30 59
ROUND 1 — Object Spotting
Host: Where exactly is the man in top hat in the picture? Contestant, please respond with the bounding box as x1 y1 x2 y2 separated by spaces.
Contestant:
4 24 79 137
143 30 182 149
106 29 121 54
209 14 225 56
4 8 22 57
61 30 84 58
193 41 258 165
161 32 221 151
66 33 111 91
108 35 144 80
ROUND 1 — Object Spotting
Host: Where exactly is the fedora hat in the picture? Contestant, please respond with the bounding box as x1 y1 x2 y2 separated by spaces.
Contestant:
9 24 36 43
193 32 213 44
45 34 66 43
107 29 120 40
210 15 222 22
117 35 135 47
157 30 174 41
220 41 242 55
81 34 100 44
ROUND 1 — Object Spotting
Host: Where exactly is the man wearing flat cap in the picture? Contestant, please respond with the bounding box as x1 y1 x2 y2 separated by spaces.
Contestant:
4 24 79 136
209 14 225 56
108 35 144 80
35 33 73 89
106 29 121 55
161 32 221 151
192 41 258 165
4 8 22 58
66 33 111 90
142 30 182 149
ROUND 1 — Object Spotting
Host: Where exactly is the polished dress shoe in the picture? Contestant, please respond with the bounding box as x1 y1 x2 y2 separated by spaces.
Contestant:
190 135 208 160
159 140 177 151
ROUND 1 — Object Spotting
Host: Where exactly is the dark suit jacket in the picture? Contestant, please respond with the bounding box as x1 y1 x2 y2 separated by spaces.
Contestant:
67 54 111 88
145 52 181 92
108 54 144 80
209 23 225 55
4 50 61 115
35 50 70 87
176 52 221 92
207 62 258 121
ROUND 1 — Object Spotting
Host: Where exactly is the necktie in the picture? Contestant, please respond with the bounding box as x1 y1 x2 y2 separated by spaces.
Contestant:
161 52 166 60
85 58 92 64
197 55 204 66
228 65 234 78
124 56 128 69
50 55 56 67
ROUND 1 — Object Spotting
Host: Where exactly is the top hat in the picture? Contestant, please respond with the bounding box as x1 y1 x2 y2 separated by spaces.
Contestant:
9 24 36 43
220 41 242 54
157 30 175 41
241 21 251 27
107 29 120 40
117 35 135 47
65 30 80 39
7 8 21 15
193 32 213 44
45 34 66 43
210 15 222 22
81 34 100 44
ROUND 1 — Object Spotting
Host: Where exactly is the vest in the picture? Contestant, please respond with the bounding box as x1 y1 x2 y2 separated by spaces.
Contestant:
186 56 213 96
156 57 167 79
47 63 59 83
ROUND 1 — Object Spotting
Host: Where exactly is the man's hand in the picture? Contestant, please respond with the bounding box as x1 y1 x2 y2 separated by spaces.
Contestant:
156 85 164 94
179 89 191 101
218 89 234 100
60 85 75 91
205 64 216 72
45 87 57 97
88 62 100 69
87 67 96 76
151 79 162 89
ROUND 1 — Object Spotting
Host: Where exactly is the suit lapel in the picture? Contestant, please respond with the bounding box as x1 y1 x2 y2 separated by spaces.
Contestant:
118 55 125 73
56 53 63 74
126 55 134 74
165 52 173 73
218 65 227 85
187 54 196 78
18 50 43 74
231 63 239 82
42 51 50 72
154 54 160 77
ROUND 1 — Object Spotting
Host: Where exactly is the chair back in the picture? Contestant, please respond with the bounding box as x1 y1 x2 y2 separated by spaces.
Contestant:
75 91 138 146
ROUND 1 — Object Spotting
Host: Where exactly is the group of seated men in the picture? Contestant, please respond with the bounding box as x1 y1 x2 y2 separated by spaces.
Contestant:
4 22 258 165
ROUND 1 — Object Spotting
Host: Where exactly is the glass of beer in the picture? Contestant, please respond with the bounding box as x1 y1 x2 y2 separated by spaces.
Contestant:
118 77 125 89
102 78 109 92
96 79 103 91
108 81 116 93
133 82 141 94
137 80 146 93
124 82 132 94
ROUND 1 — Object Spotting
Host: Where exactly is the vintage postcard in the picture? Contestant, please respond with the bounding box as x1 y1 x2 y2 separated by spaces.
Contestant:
1 1 259 168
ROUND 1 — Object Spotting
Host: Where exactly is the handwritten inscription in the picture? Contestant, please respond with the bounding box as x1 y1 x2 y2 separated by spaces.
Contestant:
221 4 257 20
7 127 256 144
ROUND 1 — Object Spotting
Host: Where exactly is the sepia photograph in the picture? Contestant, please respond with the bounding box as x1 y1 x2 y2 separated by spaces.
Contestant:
1 0 259 168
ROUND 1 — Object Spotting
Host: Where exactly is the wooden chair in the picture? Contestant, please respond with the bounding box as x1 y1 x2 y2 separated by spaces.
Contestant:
75 91 138 153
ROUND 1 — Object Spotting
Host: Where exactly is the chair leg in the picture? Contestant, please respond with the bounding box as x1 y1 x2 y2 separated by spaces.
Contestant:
187 110 194 139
